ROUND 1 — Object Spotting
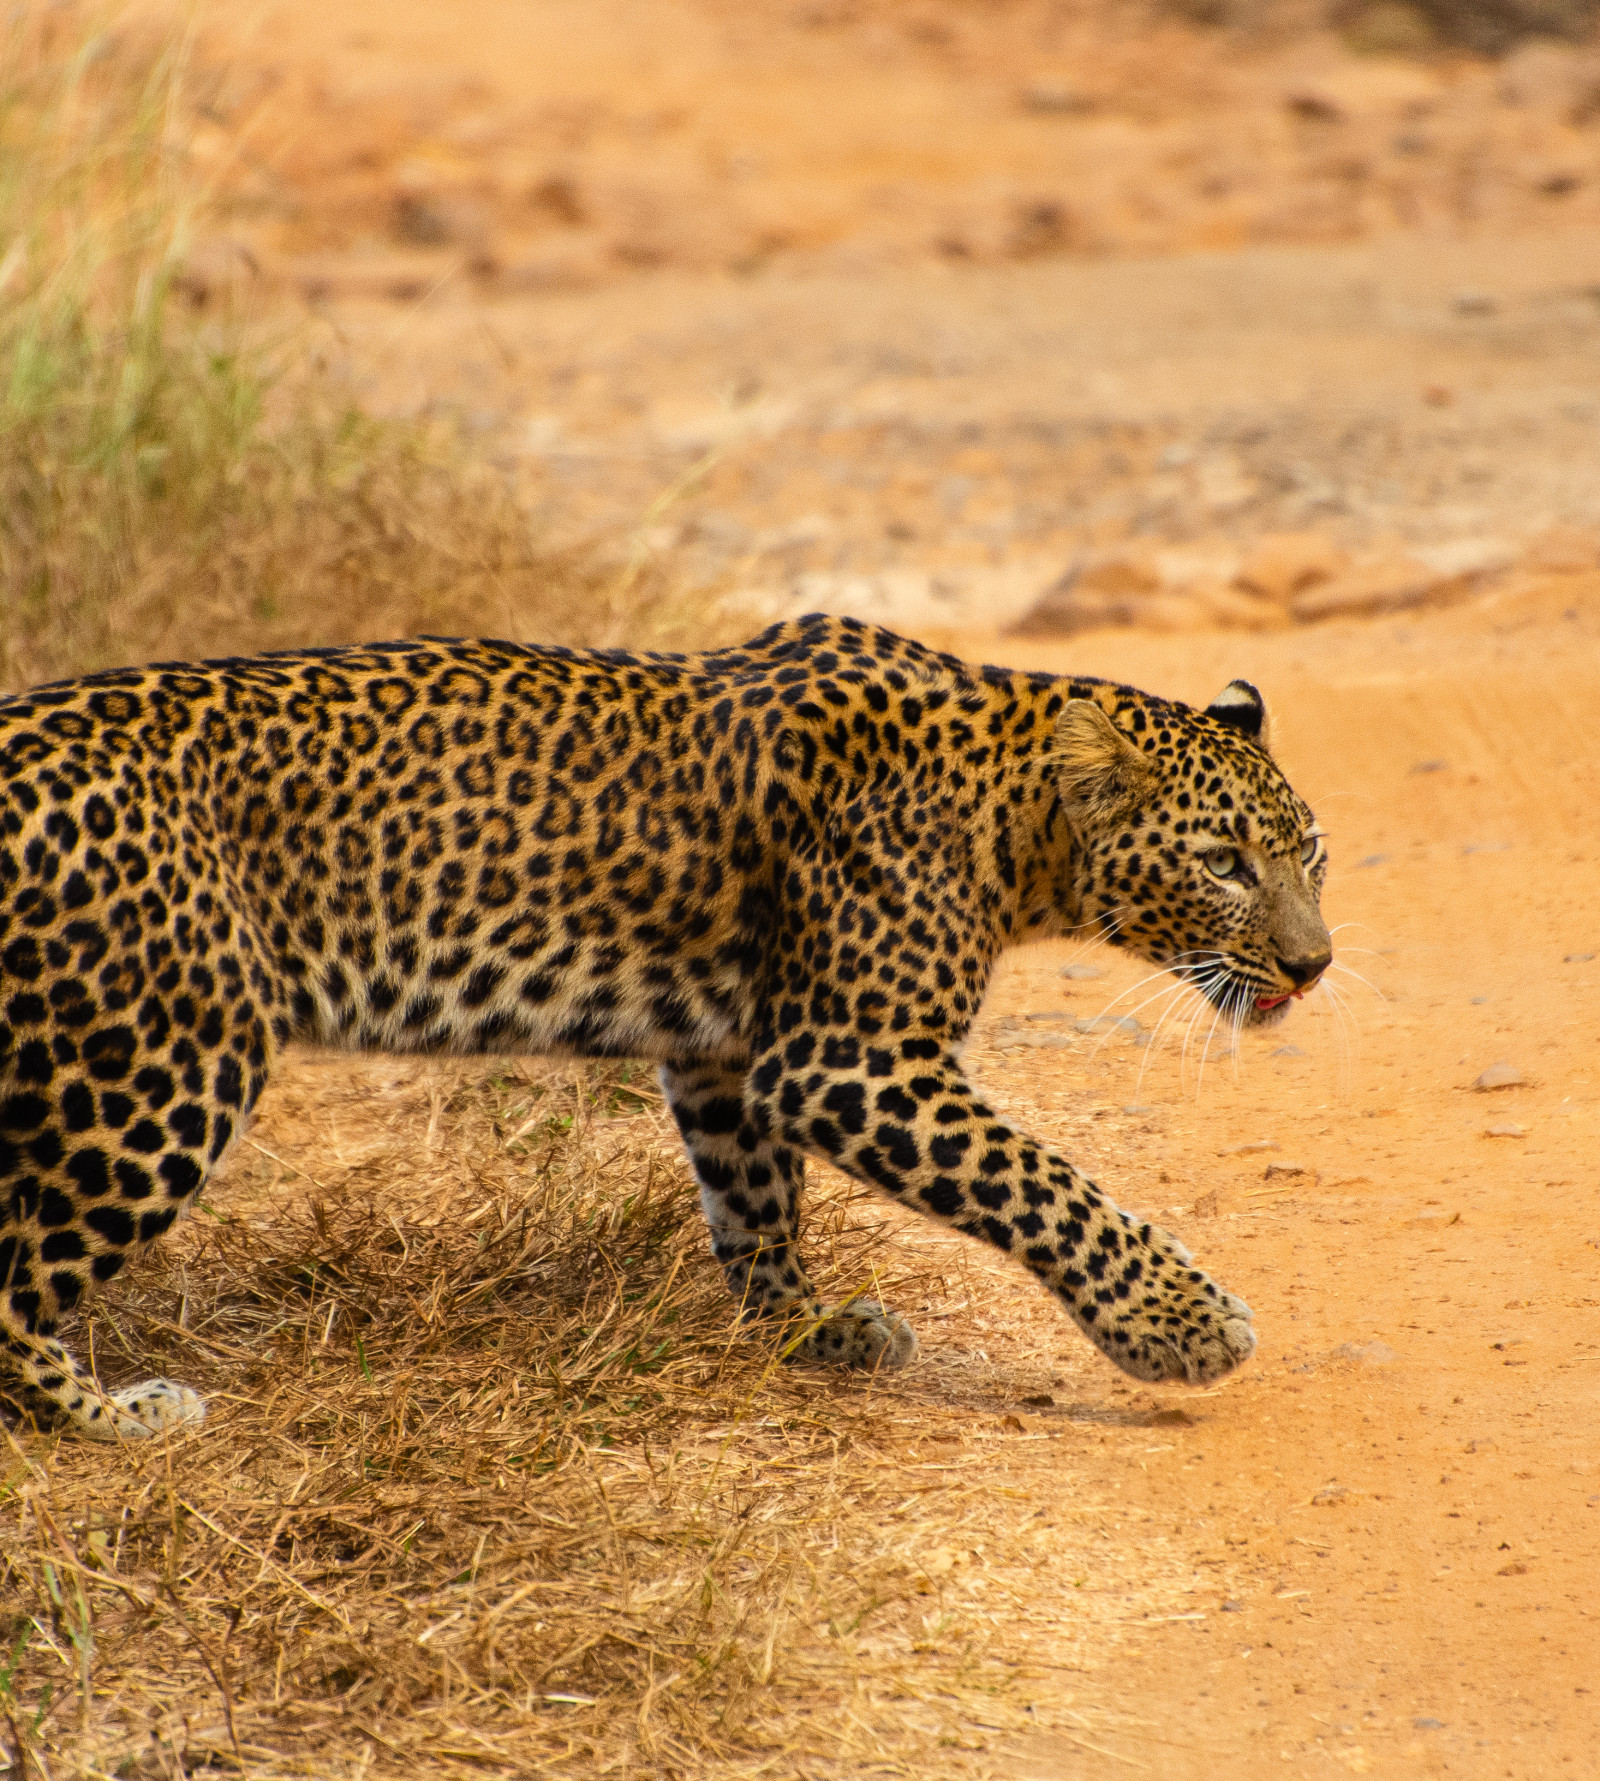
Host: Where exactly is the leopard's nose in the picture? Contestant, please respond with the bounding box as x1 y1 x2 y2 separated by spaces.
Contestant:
1277 951 1331 989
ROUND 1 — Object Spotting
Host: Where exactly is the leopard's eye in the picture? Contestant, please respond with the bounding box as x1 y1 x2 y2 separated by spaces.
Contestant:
1202 847 1242 881
1300 834 1321 867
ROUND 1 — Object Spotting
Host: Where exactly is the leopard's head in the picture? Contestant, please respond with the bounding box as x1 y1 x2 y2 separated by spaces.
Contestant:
1055 680 1330 1028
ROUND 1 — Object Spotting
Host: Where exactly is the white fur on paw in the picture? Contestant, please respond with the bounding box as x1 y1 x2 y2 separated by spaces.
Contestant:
107 1379 207 1439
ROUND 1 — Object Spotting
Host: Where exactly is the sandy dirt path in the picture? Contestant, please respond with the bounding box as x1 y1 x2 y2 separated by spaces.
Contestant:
295 227 1600 637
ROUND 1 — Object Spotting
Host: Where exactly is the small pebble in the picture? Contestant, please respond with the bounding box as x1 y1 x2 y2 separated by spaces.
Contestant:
1220 1139 1278 1156
1565 951 1596 964
1220 1599 1243 1613
1484 1122 1526 1138
1020 81 1094 114
1272 1043 1306 1057
1263 1160 1309 1179
1311 1484 1349 1506
1354 853 1389 868
1410 759 1448 773
1072 1013 1148 1041
1471 996 1488 1005
1474 1061 1524 1091
1414 1717 1445 1731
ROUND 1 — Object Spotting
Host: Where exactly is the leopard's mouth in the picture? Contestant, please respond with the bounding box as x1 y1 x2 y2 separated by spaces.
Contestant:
1187 969 1301 1026
1165 956 1309 1025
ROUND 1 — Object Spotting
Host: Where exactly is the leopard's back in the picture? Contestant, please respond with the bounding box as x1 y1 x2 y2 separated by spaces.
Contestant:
0 619 982 1078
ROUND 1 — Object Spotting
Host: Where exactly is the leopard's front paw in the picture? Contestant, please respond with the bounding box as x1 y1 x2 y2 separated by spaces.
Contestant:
1081 1226 1256 1386
1118 1283 1256 1386
785 1300 919 1371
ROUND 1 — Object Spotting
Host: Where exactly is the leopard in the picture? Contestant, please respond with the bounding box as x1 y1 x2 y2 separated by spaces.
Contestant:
0 612 1331 1440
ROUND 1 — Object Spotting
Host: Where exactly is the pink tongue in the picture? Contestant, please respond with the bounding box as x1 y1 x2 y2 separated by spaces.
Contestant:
1256 991 1294 1010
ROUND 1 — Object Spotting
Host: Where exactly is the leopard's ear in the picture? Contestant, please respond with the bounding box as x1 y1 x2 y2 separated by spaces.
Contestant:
1204 679 1272 753
1053 699 1159 819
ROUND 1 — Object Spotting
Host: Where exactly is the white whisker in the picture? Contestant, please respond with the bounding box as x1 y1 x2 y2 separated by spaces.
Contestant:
1327 960 1386 1001
1082 978 1192 1066
1195 991 1227 1102
1177 987 1209 1086
1133 986 1206 1098
1320 977 1360 1090
1092 961 1224 1031
1228 979 1249 1077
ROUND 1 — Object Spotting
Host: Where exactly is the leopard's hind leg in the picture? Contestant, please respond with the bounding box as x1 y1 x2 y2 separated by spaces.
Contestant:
0 1056 248 1441
661 1059 917 1370
0 1314 204 1441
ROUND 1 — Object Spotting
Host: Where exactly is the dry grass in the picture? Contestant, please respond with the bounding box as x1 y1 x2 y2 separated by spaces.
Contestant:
0 5 721 696
0 1053 1199 1780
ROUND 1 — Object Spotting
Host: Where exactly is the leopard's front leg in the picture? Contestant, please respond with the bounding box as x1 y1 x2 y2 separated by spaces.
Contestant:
661 1060 917 1369
747 1039 1254 1386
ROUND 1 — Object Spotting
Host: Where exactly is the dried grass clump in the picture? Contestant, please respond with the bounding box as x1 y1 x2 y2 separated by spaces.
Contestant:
0 1053 1193 1779
0 6 715 696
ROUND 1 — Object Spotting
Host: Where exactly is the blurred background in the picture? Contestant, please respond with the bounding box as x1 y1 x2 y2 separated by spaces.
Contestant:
6 0 1600 681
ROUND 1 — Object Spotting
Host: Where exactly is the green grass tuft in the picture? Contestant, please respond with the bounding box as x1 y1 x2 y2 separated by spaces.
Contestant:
0 6 712 694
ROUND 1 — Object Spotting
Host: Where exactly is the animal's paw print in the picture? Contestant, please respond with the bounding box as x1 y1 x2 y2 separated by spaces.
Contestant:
80 1378 207 1441
785 1299 919 1371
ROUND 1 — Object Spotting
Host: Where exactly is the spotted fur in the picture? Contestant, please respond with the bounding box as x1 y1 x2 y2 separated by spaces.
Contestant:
0 615 1330 1438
